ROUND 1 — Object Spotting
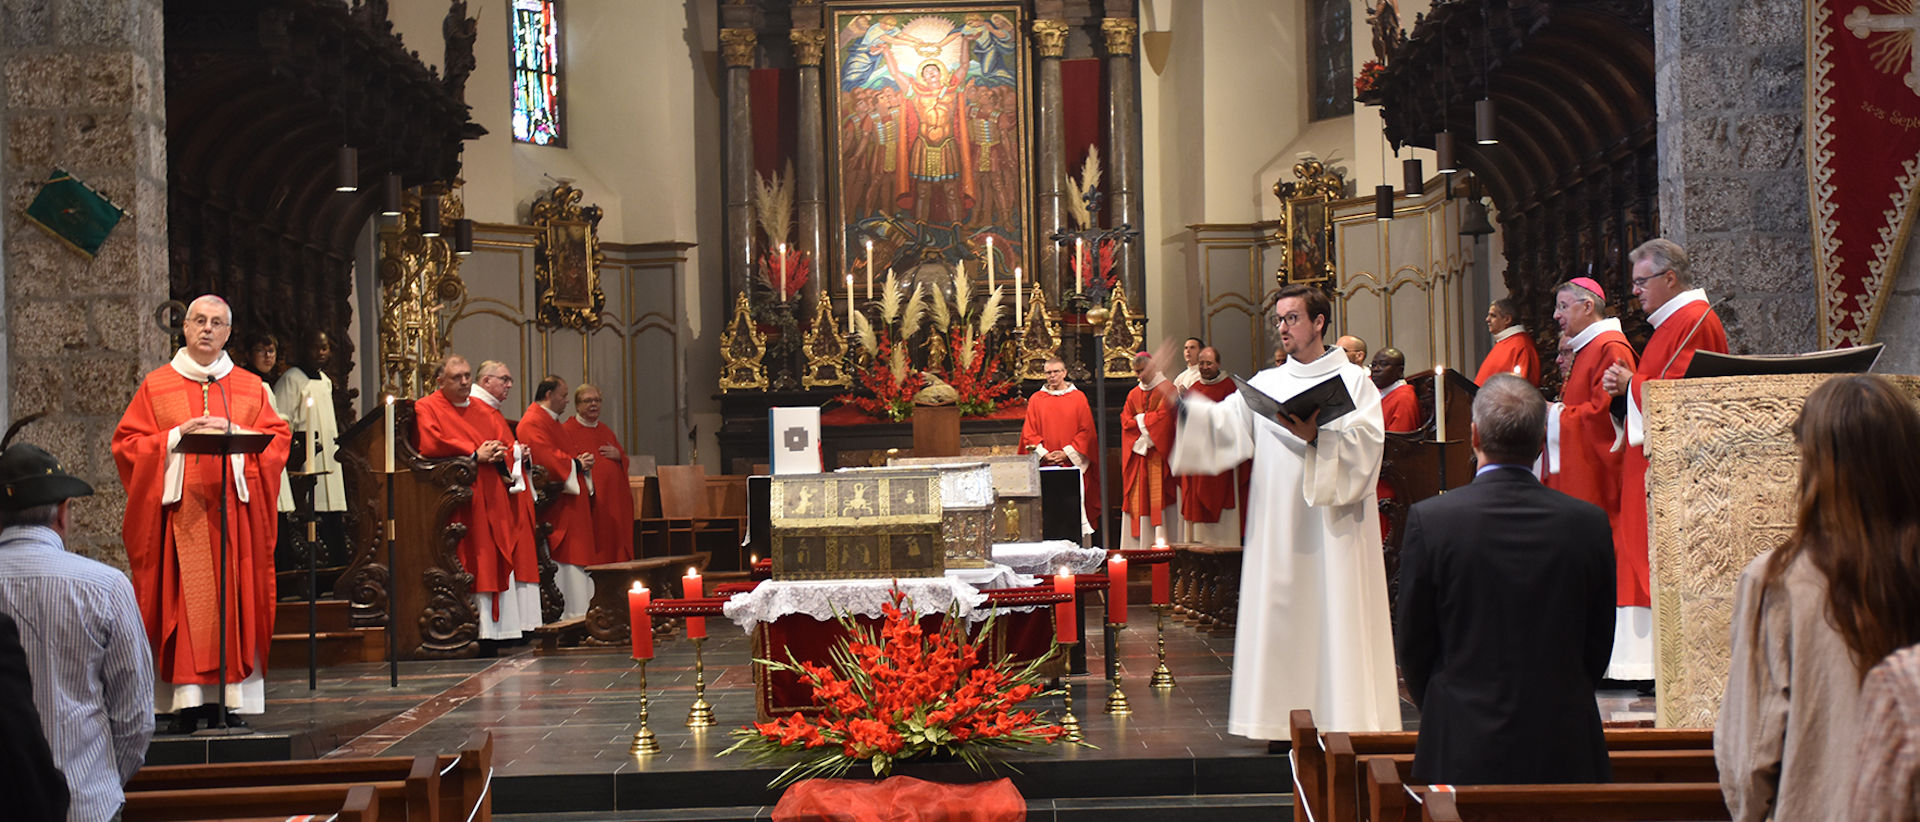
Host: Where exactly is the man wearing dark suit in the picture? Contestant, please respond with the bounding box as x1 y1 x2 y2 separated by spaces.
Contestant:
0 611 69 821
1395 373 1616 784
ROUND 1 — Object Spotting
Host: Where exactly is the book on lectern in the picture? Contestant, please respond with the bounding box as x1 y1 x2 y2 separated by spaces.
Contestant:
1682 343 1882 378
1231 374 1357 427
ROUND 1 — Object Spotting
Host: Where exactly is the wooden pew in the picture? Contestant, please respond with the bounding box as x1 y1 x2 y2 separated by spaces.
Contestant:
126 730 490 822
1321 727 1714 822
1364 750 1720 822
1292 710 1326 822
1419 782 1729 822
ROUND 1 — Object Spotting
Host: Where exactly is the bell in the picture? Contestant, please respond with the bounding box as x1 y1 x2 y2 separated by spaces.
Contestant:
1459 198 1495 236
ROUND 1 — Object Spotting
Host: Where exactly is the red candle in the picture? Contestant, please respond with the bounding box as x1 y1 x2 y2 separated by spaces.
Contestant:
1107 554 1129 625
684 567 706 639
1053 568 1076 644
1152 548 1172 606
627 583 653 660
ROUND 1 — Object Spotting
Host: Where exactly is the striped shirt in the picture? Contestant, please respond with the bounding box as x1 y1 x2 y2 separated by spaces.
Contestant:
1851 643 1920 822
0 525 154 822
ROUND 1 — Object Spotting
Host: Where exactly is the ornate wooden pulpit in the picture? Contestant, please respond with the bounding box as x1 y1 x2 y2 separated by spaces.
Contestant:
1377 369 1479 610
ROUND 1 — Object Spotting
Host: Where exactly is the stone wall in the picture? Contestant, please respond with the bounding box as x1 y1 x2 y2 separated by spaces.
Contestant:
1653 0 1816 355
2 0 170 568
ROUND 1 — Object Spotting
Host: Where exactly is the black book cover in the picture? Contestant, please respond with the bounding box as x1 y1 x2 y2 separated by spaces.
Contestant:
1231 374 1357 427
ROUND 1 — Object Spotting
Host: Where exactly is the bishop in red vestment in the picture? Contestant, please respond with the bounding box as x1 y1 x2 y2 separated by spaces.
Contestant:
1546 278 1637 593
1180 347 1248 544
1599 240 1729 680
563 384 634 566
1474 299 1542 386
518 375 597 620
1121 354 1177 545
113 296 289 723
1020 358 1099 534
413 357 541 639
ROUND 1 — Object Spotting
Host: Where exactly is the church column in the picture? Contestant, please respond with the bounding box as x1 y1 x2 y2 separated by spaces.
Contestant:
1031 19 1071 303
1101 16 1145 308
720 27 759 298
791 27 830 309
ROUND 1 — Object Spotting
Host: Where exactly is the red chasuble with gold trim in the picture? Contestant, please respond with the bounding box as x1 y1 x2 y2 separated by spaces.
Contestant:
114 359 289 687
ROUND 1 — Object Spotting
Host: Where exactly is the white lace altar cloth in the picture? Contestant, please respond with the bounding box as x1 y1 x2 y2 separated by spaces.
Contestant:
991 541 1108 576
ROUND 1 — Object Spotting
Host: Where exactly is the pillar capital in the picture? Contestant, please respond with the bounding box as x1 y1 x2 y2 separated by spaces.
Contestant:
790 28 829 67
1031 19 1070 58
1100 18 1138 57
720 28 758 68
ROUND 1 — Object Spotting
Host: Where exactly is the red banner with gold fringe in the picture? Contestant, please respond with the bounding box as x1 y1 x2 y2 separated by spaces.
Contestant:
1809 0 1920 347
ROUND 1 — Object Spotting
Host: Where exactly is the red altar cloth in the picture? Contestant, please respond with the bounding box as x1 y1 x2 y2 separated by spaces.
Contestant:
773 776 1025 822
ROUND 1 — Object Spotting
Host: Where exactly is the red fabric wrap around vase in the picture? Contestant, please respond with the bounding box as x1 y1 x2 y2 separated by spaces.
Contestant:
772 776 1025 822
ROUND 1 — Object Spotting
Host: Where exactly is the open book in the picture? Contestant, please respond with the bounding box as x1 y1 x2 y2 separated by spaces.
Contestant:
1231 374 1357 427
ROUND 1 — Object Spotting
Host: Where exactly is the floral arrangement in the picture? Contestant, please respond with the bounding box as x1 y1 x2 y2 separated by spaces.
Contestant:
757 248 811 302
1355 60 1385 95
1072 238 1122 304
845 334 924 422
721 590 1072 787
843 269 1020 420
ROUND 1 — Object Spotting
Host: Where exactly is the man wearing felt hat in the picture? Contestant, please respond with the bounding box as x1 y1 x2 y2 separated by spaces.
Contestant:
0 424 155 822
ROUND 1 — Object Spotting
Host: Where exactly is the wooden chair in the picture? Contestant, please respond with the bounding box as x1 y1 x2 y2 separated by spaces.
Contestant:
656 465 745 570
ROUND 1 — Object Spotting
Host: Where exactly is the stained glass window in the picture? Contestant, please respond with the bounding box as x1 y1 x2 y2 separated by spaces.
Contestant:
511 0 563 146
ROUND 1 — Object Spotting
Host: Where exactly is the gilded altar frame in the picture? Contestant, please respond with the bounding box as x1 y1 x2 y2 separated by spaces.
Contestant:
530 182 606 330
1274 157 1344 287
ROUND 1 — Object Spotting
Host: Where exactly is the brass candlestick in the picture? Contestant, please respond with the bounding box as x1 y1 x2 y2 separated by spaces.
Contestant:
1058 641 1081 742
1104 623 1131 715
686 636 715 727
630 659 660 754
1150 604 1176 690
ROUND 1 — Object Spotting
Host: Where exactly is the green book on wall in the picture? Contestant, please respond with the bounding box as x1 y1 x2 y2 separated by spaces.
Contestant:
23 168 125 259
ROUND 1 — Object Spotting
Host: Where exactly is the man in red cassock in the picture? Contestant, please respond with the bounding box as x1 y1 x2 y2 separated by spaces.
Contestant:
114 295 290 732
563 384 634 568
413 357 541 640
1546 277 1638 627
1020 357 1098 537
1474 299 1541 386
1600 239 1728 684
1121 353 1177 548
1179 347 1248 546
1370 348 1420 538
517 374 597 620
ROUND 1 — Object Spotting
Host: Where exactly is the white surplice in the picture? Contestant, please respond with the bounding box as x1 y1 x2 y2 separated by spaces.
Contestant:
1170 346 1401 736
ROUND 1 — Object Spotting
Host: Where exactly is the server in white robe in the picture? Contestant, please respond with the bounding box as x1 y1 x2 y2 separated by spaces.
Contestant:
1160 284 1401 738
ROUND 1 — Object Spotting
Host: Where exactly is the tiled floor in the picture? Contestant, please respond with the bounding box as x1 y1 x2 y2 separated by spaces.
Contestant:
213 602 1656 816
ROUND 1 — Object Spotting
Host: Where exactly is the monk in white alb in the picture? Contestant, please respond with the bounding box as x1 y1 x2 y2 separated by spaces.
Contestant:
1157 284 1399 740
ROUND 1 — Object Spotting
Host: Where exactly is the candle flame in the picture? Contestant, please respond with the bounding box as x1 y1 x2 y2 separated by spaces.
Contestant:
1057 566 1068 576
686 567 698 577
1513 365 1523 374
630 581 646 594
385 394 395 405
1435 365 1445 376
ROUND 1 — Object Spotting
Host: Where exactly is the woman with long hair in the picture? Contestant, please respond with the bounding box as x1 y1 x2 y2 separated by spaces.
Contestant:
1717 374 1920 822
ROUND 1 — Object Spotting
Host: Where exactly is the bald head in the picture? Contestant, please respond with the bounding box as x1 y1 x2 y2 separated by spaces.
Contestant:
1337 335 1368 366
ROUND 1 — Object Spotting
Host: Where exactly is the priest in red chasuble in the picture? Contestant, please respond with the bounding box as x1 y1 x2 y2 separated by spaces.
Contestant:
113 295 290 729
413 357 541 640
1474 298 1541 386
517 375 597 621
563 384 634 568
1179 347 1248 546
1120 352 1177 548
1600 239 1728 682
1019 357 1098 536
1370 348 1420 538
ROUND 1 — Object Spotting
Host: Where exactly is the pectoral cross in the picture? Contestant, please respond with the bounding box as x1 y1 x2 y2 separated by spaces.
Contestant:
1846 5 1920 95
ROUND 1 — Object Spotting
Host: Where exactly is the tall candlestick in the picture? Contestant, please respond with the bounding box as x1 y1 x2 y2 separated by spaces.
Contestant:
778 242 788 298
986 236 996 291
1152 545 1171 605
1014 267 1024 327
865 239 874 299
1107 553 1129 625
628 583 653 660
1075 238 1085 292
683 567 705 639
383 394 396 474
1053 568 1076 644
1435 365 1447 442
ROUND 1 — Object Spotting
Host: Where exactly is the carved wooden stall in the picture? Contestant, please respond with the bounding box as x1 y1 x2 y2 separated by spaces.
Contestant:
1366 0 1657 392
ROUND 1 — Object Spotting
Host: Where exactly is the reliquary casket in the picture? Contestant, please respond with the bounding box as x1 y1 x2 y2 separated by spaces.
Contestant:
768 470 944 580
889 453 1044 543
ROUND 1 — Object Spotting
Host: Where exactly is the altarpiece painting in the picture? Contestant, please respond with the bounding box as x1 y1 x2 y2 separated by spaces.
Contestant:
830 5 1030 296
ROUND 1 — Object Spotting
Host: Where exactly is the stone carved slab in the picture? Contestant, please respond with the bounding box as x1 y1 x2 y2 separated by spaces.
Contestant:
1646 374 1920 728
